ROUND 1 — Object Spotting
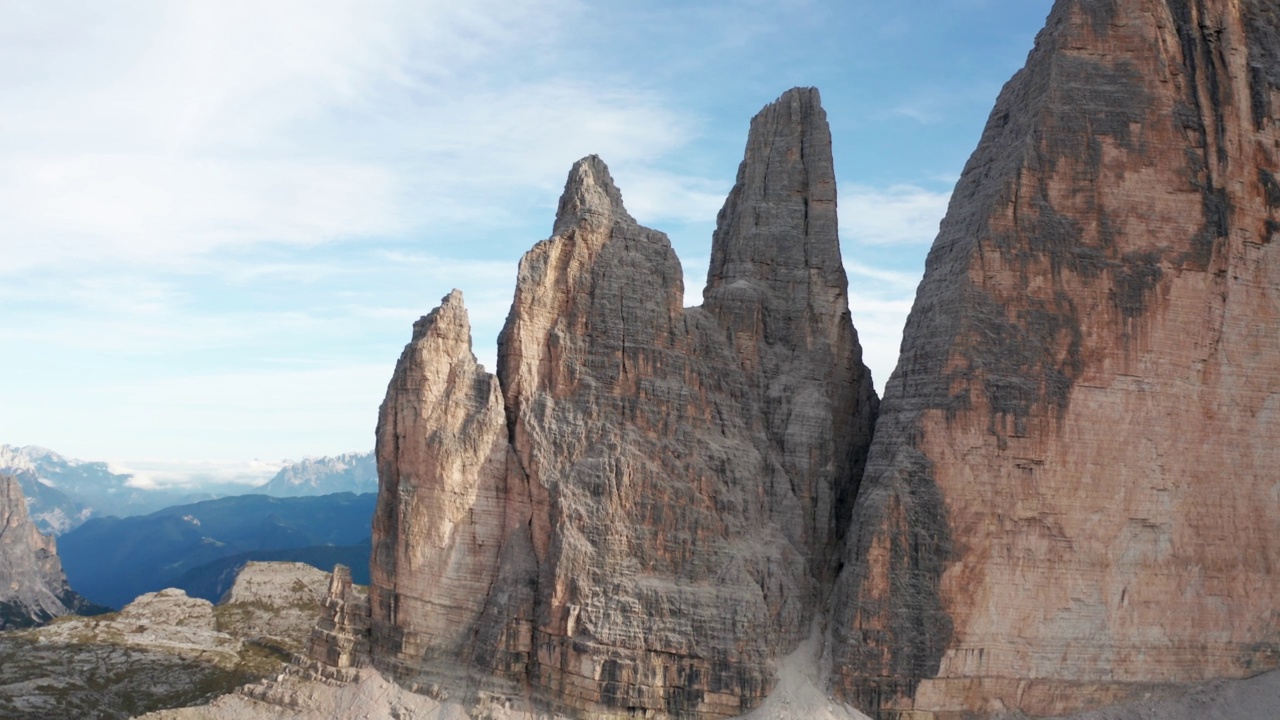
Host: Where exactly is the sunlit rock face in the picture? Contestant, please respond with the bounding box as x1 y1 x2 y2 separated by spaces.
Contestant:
367 88 878 718
0 474 99 629
829 0 1280 716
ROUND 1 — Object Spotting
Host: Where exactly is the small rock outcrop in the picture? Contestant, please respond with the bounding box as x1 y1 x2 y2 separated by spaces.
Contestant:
829 0 1280 716
218 561 331 655
309 564 370 668
365 88 878 718
0 474 100 628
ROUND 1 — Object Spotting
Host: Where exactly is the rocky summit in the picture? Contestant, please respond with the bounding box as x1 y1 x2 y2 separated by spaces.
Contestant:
829 0 1280 717
0 474 100 629
364 86 878 718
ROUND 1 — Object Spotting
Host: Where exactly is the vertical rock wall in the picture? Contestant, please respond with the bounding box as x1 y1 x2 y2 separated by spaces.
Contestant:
368 290 519 684
830 0 1280 717
704 88 879 583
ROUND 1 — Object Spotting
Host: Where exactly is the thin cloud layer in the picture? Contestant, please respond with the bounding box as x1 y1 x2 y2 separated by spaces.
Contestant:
112 458 285 491
840 184 951 246
0 0 694 271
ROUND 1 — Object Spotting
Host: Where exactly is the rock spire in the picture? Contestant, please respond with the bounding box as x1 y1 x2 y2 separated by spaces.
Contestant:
364 87 878 718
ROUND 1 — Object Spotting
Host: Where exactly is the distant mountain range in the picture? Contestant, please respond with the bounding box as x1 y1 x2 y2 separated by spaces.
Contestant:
254 451 377 496
0 445 378 535
0 445 229 535
59 492 376 609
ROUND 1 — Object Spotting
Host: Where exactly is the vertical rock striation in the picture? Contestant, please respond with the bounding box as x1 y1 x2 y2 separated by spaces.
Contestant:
704 88 879 582
830 0 1280 716
0 474 100 629
365 88 878 718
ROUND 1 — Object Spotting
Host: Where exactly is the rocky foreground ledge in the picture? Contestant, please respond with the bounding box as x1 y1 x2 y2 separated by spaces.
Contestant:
0 562 329 719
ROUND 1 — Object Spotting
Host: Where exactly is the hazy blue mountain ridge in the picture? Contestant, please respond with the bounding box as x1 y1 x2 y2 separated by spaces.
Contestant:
59 492 376 608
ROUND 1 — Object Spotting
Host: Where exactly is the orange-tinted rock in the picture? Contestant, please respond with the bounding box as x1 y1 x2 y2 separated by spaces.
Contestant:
365 89 878 718
830 0 1280 717
367 289 520 684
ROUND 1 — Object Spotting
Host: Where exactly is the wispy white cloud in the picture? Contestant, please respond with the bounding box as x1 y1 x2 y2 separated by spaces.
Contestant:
840 184 950 246
111 458 285 490
847 290 916 392
843 257 923 393
0 0 1044 482
0 0 699 273
890 103 943 125
1 156 406 270
3 303 327 355
845 260 922 290
616 170 729 227
82 364 392 462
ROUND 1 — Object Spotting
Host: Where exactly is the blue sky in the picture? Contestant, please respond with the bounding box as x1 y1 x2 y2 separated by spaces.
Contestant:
0 0 1054 488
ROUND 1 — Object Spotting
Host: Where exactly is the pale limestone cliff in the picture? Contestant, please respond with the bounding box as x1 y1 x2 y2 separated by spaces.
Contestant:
218 561 330 655
368 289 514 685
829 0 1280 717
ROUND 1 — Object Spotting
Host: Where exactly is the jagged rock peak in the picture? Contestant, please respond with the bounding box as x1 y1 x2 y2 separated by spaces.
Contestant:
363 87 879 719
370 282 510 687
409 288 470 346
707 86 845 310
552 153 635 235
704 85 876 582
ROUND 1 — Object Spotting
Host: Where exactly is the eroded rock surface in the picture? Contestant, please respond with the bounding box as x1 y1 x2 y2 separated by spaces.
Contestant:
218 561 330 655
308 564 370 669
830 0 1280 716
0 474 100 628
0 563 330 720
364 88 878 718
142 629 876 720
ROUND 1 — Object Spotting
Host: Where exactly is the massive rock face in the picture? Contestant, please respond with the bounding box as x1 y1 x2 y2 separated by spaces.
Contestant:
0 474 100 629
830 0 1280 716
367 87 878 718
